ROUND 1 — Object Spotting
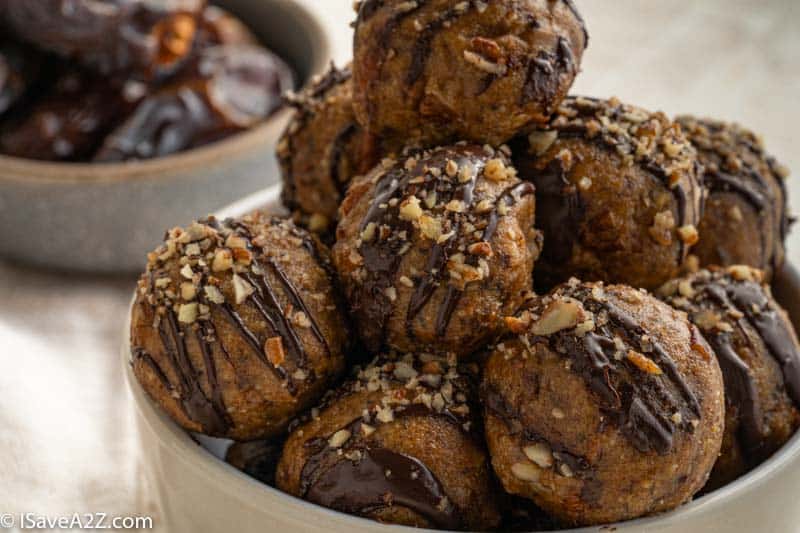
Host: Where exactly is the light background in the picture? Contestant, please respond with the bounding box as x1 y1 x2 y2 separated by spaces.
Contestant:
1 0 798 528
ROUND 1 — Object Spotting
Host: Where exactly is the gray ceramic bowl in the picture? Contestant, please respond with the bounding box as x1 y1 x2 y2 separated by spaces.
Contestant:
0 0 331 273
123 185 800 533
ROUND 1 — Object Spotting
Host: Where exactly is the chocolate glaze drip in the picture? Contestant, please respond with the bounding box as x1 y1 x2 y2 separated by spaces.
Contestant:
520 155 584 265
299 409 465 530
329 122 359 197
527 289 701 454
156 309 232 434
405 4 470 86
521 36 574 107
354 146 531 348
433 182 536 336
482 384 592 477
306 447 458 529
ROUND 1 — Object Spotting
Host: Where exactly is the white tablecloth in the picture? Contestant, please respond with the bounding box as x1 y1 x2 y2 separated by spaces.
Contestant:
1 1 798 530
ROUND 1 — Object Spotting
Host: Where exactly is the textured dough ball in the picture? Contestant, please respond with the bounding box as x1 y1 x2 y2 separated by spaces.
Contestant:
676 116 791 281
352 0 588 146
482 280 724 526
278 64 380 236
130 214 349 440
333 143 542 357
276 352 501 530
659 265 800 490
513 96 704 291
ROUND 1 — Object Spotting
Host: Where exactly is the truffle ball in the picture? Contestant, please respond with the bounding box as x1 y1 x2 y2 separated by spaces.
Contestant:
352 0 588 146
333 143 541 357
482 280 724 526
278 64 379 235
676 116 791 280
659 265 800 490
276 353 501 530
130 214 349 440
513 96 704 291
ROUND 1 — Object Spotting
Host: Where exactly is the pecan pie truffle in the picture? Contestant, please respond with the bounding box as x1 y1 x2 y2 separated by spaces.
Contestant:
513 96 704 291
0 40 42 116
278 64 379 235
352 0 588 146
130 214 349 441
659 266 800 490
333 143 541 356
676 116 791 280
482 279 724 526
276 353 501 530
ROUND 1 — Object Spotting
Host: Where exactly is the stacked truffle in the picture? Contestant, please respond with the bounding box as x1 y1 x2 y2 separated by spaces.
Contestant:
0 1 293 162
131 0 799 530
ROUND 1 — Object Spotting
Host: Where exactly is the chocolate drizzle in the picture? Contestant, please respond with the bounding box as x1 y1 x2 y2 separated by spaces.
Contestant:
662 269 800 465
522 285 702 454
405 3 470 86
482 384 592 477
521 36 575 107
305 446 458 529
518 155 584 265
352 145 531 349
156 309 232 434
298 410 465 529
676 116 788 273
329 122 359 196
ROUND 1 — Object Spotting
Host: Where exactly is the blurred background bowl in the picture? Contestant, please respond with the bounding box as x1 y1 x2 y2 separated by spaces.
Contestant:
0 0 331 273
122 185 800 533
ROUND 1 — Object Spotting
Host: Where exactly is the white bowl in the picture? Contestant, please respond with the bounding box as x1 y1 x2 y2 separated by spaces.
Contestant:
0 0 331 273
123 185 800 532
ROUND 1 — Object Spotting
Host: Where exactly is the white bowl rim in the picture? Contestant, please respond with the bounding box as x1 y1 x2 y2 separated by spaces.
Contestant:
123 185 800 532
0 0 330 186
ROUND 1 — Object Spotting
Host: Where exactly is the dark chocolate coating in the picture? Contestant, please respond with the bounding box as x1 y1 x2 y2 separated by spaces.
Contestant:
513 96 704 291
276 353 501 530
659 266 800 491
0 71 143 161
333 143 542 357
226 439 283 487
676 116 791 281
482 280 724 526
278 64 380 236
131 214 349 440
2 0 204 80
352 0 588 146
94 44 293 162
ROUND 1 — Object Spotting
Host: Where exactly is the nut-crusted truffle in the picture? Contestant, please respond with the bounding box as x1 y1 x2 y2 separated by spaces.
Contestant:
276 352 501 530
482 279 724 526
513 96 704 291
676 116 791 280
333 143 542 357
659 266 800 490
130 214 349 440
278 64 380 236
352 0 588 146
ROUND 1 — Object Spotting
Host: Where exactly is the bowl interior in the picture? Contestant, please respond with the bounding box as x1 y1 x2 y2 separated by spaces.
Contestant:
124 185 800 532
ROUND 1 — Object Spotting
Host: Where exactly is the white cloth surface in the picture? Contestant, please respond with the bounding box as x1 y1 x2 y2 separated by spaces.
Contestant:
0 0 798 530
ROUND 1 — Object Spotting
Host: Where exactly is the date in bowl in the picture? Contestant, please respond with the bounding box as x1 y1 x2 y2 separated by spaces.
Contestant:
0 0 331 273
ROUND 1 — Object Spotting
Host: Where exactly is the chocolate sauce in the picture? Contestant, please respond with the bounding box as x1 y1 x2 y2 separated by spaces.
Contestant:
156 309 232 434
306 447 459 529
405 4 470 86
518 155 584 265
513 288 702 455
